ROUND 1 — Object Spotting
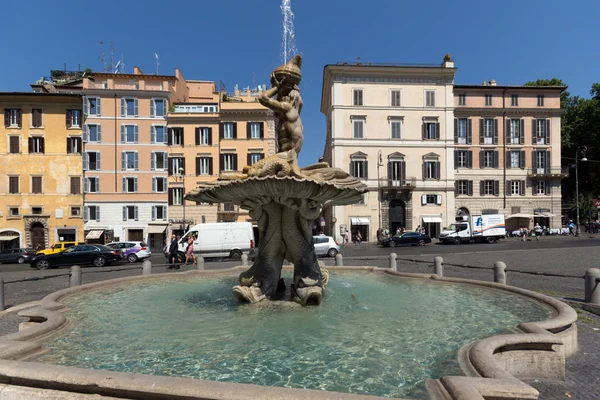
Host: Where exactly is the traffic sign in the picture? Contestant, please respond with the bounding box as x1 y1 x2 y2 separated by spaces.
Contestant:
595 199 600 209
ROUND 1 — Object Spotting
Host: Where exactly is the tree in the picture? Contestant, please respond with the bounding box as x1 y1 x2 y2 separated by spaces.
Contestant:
524 78 570 107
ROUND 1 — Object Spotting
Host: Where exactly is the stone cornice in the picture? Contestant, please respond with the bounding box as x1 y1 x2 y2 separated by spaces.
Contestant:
454 107 564 116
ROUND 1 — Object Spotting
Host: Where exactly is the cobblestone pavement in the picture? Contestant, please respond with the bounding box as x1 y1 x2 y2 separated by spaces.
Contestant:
0 246 599 399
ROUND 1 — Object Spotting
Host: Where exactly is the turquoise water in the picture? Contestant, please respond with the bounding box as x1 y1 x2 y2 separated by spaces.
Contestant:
36 271 552 399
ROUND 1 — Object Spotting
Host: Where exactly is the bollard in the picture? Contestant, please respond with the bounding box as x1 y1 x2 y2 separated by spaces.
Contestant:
493 261 507 285
196 256 205 270
70 265 82 287
241 254 248 267
0 278 4 311
434 256 444 277
389 253 397 272
584 268 600 304
335 253 343 267
142 260 152 275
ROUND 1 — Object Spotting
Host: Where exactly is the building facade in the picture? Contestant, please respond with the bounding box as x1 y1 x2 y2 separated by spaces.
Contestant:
0 93 84 250
321 59 457 241
166 84 275 237
453 82 565 231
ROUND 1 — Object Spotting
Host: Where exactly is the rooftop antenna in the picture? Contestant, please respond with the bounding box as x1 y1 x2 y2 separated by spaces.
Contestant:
113 60 121 73
220 81 226 92
99 41 108 72
252 72 256 89
155 53 160 75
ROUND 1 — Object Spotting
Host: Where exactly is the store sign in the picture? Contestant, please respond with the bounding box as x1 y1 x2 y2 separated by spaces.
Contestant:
534 208 551 213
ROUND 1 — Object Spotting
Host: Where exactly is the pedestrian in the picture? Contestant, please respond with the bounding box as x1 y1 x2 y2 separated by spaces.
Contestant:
167 234 180 270
383 228 389 238
376 228 382 244
568 220 575 235
356 231 362 245
396 227 401 236
184 236 196 267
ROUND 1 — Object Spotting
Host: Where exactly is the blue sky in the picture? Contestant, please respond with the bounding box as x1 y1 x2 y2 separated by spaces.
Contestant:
1 0 598 165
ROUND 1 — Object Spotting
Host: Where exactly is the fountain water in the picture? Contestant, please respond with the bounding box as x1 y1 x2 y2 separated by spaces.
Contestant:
281 0 297 64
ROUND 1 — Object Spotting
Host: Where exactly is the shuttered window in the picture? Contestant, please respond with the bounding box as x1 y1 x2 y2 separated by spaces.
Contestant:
31 109 43 127
9 136 19 153
8 176 19 193
70 177 81 194
31 176 42 194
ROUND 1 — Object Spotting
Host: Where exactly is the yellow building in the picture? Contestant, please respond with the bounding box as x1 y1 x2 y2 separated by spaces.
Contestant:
167 83 275 236
0 93 84 250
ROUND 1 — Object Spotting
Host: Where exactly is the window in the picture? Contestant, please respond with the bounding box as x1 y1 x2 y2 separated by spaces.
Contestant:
84 152 101 171
537 95 544 107
121 125 139 143
8 176 19 193
223 202 235 212
196 127 211 145
152 205 167 220
350 157 368 179
31 108 43 127
422 194 441 205
28 137 45 153
458 94 466 106
151 125 167 144
353 89 363 106
4 109 22 127
509 119 522 144
151 99 166 117
390 90 401 107
485 94 492 106
169 157 185 175
535 181 547 195
85 97 101 116
423 121 438 140
31 176 42 194
70 207 81 217
249 122 262 139
9 136 19 153
425 90 436 107
249 153 262 165
390 120 402 139
481 180 499 196
67 137 82 154
151 152 167 171
534 119 549 144
454 150 472 168
353 119 364 139
83 124 102 142
84 177 99 193
168 188 184 206
423 159 440 180
122 206 139 221
481 150 498 168
84 205 100 222
221 154 237 172
66 109 81 128
121 98 138 117
70 177 81 194
122 177 138 193
507 151 524 169
223 122 235 139
122 152 139 171
455 118 468 144
388 159 405 185
9 207 19 217
31 207 43 215
534 150 549 172
511 94 519 106
169 128 184 145
510 180 521 195
152 177 167 192
456 180 472 196
481 119 496 144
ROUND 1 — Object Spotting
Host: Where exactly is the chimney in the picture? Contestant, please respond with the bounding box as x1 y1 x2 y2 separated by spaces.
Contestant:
441 53 454 68
489 79 497 86
133 66 143 75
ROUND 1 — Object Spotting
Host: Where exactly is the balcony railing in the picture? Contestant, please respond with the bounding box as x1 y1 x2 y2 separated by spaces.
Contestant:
527 167 568 178
383 177 417 189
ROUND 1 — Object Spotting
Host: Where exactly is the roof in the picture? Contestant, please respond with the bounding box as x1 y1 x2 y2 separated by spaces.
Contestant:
329 62 448 69
0 92 81 98
455 84 567 91
90 72 177 80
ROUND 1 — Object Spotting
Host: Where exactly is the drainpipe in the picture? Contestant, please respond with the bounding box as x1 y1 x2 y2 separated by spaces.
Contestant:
502 88 507 209
114 93 118 193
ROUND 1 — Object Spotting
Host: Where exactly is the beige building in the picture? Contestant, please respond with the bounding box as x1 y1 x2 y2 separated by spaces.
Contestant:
453 82 565 231
321 58 457 241
167 84 275 237
0 93 83 250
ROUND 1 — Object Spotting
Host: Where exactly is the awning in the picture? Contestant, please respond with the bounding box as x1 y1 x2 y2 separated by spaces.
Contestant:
534 212 556 218
86 230 104 240
506 213 534 219
422 217 443 223
147 225 167 234
350 217 370 225
0 235 19 241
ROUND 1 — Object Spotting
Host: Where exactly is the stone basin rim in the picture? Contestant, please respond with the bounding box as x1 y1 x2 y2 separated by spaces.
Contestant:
0 266 578 400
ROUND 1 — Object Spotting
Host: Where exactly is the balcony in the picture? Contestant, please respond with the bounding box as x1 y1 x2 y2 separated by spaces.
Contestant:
383 177 417 189
527 167 568 179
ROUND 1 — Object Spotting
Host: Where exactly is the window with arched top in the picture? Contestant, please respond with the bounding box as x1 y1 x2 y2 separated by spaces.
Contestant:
349 152 368 179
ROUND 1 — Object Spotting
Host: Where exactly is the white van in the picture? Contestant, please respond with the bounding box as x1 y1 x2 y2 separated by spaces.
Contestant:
177 222 255 260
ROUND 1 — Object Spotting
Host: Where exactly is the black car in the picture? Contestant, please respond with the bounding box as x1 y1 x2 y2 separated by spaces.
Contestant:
0 248 36 264
30 244 123 270
381 232 432 248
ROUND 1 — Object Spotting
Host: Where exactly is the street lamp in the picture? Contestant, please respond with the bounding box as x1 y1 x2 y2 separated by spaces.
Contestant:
178 167 186 233
575 146 588 237
377 150 383 232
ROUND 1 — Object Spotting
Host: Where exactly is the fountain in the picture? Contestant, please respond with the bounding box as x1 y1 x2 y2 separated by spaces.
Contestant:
186 54 367 306
281 0 297 64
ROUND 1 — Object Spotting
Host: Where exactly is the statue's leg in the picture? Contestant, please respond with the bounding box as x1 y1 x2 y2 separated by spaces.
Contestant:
235 201 285 302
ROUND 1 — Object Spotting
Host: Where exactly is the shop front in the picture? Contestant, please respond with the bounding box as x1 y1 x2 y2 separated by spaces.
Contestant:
147 224 167 252
350 217 370 242
421 216 442 239
0 231 21 251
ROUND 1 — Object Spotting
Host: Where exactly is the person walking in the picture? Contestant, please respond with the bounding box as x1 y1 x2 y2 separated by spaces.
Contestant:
167 234 180 270
376 228 382 244
184 236 196 267
356 231 362 245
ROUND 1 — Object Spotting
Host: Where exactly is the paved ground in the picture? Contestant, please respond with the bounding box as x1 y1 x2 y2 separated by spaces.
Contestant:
0 235 598 399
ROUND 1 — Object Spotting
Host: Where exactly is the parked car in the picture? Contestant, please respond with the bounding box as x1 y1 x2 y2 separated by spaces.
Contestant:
0 248 36 264
37 241 85 256
30 244 123 270
380 232 432 248
313 235 340 258
106 241 151 263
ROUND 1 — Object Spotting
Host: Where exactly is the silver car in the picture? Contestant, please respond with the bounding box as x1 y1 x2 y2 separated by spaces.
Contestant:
313 235 340 258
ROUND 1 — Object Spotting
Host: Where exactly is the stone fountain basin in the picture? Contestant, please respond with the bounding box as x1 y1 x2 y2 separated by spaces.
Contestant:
0 267 578 400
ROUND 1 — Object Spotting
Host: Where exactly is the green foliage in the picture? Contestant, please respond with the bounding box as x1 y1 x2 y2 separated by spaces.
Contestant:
524 78 569 107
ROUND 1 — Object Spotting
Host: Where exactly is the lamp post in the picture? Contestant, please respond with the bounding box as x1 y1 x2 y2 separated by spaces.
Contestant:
377 150 383 231
179 167 186 233
575 146 588 237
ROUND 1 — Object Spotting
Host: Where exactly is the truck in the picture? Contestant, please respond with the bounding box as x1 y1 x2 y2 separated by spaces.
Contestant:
166 222 255 262
439 214 506 244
